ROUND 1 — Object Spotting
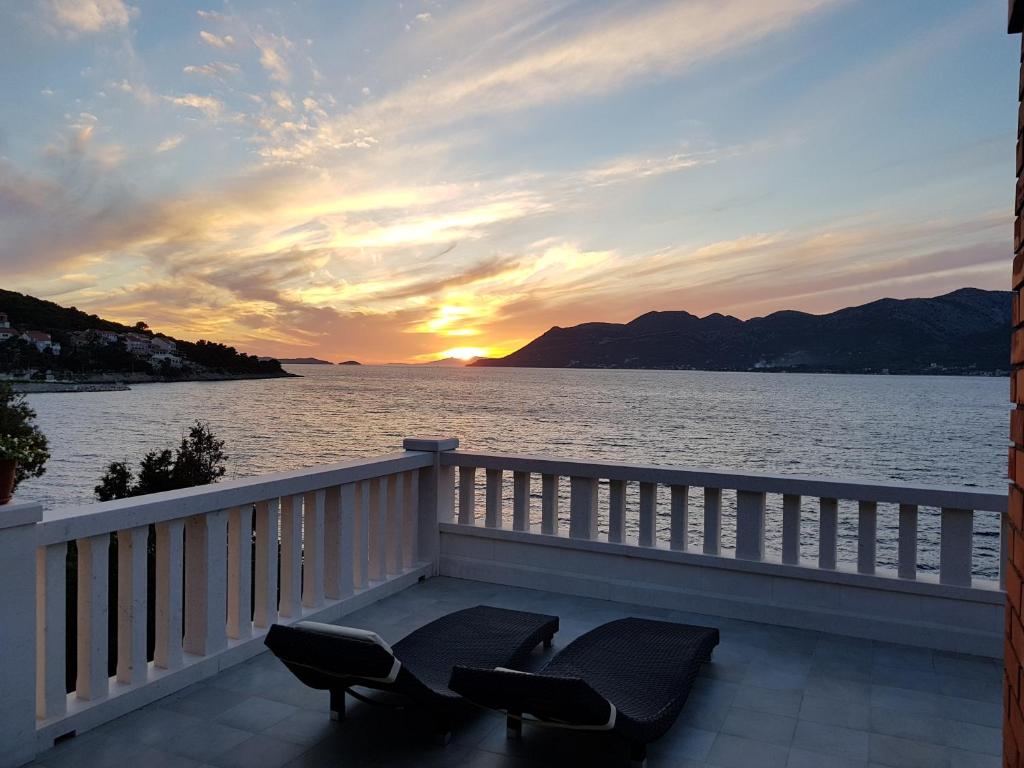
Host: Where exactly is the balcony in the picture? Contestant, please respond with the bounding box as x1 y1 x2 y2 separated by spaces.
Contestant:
0 437 1005 767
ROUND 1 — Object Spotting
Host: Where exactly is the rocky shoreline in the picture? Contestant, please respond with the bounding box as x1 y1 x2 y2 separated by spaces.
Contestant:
10 371 296 393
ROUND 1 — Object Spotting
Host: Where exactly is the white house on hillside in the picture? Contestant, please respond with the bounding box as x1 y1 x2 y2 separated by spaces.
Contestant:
21 331 60 355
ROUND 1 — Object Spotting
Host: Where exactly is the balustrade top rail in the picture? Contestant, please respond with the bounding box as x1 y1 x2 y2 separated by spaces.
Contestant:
442 450 1007 512
37 451 434 545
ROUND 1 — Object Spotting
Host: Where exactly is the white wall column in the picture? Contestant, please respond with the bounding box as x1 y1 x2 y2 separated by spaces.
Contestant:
0 502 42 768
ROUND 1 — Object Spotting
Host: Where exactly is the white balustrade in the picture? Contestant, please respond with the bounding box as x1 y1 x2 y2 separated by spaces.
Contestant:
940 507 973 586
569 476 598 539
227 507 253 640
512 472 529 531
280 496 303 616
670 485 688 551
440 450 1005 589
154 519 184 670
819 497 838 570
36 543 65 719
638 482 656 547
608 479 626 543
76 534 109 701
1 438 1007 767
781 494 800 564
857 501 877 575
735 491 766 561
183 510 228 657
116 526 148 683
303 490 326 609
703 487 721 555
339 483 356 595
253 499 278 628
458 466 476 525
898 503 918 580
541 474 560 535
485 469 502 528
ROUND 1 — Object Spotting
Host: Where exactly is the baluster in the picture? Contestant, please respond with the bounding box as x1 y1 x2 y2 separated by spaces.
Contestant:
368 477 388 581
303 490 326 608
76 534 109 700
482 468 501 528
280 495 303 616
608 479 626 543
781 494 800 564
639 482 657 547
459 466 476 524
940 507 973 586
819 498 838 570
513 472 530 531
324 486 342 599
117 526 149 684
154 519 184 669
735 491 766 561
388 473 404 574
542 474 560 535
36 543 66 718
356 480 370 588
704 488 722 555
339 483 356 596
253 499 279 628
227 507 253 639
670 485 689 551
569 477 598 539
857 501 877 575
898 503 918 579
377 477 390 578
403 471 418 567
184 510 228 656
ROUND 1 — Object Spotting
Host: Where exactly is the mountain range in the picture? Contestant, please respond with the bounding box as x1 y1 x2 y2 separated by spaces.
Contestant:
472 288 1010 375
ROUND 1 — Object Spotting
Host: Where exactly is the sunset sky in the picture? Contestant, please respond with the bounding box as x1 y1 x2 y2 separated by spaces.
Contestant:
0 0 1018 363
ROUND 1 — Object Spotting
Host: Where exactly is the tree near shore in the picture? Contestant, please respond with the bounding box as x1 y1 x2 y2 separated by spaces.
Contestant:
0 381 50 490
95 421 227 500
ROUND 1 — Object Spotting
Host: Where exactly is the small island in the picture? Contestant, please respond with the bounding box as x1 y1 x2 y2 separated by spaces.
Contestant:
338 360 361 365
278 357 336 365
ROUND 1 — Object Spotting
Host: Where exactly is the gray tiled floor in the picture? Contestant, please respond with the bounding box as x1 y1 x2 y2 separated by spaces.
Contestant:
32 577 1002 768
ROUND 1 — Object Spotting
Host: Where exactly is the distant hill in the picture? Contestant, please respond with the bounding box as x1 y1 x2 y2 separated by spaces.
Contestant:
279 357 335 365
420 356 479 366
0 289 287 378
472 288 1011 375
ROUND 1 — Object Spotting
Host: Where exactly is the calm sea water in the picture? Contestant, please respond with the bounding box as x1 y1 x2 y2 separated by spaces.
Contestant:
22 366 1009 575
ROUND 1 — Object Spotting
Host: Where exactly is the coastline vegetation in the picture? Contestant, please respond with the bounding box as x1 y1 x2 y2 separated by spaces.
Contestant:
95 421 227 500
0 382 50 491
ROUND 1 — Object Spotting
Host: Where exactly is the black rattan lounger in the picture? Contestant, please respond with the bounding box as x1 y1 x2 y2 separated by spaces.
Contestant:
449 617 719 767
264 605 558 741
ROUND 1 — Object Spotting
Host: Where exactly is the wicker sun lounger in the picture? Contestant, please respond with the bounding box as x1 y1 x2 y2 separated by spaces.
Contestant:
449 617 719 766
264 605 559 740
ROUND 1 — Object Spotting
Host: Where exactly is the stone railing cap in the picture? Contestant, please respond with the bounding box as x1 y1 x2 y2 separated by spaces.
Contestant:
0 500 43 530
403 437 459 452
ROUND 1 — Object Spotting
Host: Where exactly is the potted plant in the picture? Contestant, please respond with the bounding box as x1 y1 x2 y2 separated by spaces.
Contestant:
0 383 49 504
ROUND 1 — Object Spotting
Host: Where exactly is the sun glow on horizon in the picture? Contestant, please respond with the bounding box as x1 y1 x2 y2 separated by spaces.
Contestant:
440 346 489 360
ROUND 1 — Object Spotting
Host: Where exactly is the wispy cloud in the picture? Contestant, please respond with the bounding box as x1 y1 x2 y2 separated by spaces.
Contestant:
199 29 234 49
44 0 137 35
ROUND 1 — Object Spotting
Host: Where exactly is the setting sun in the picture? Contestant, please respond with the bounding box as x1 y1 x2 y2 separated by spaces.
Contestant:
441 347 488 361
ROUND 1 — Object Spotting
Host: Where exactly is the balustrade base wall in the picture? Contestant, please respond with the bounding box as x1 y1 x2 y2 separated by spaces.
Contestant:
439 524 1003 658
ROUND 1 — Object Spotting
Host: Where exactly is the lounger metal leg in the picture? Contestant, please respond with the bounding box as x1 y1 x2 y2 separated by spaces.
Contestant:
543 637 553 649
432 727 452 746
506 713 522 740
629 742 647 768
330 689 345 722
